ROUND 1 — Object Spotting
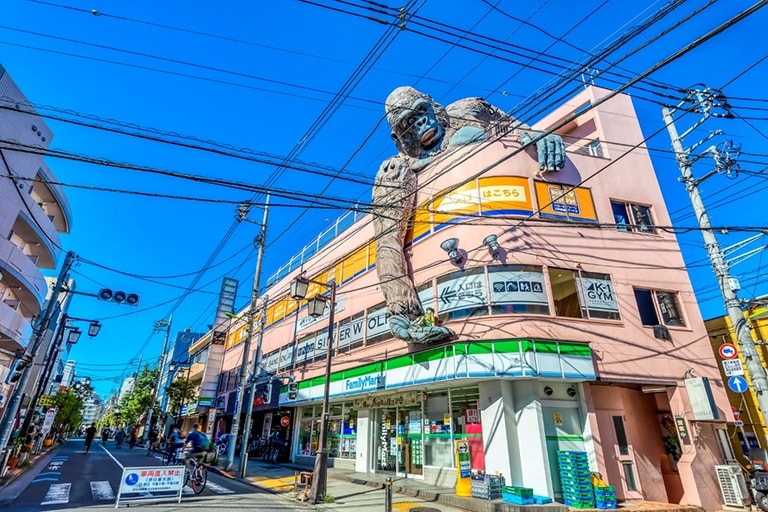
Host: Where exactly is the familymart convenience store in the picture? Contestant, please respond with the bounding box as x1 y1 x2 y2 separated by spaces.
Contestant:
282 339 596 493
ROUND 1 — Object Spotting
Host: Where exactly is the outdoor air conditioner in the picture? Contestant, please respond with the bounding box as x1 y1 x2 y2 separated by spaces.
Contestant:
715 464 750 508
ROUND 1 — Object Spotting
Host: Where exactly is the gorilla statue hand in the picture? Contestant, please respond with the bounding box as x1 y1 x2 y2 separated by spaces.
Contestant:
520 132 566 172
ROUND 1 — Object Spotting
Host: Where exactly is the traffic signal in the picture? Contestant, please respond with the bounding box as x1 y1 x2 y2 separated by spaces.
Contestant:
5 358 28 384
97 288 139 306
287 382 298 401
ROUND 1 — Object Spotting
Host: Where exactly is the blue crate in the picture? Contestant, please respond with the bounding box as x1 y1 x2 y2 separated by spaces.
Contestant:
502 493 535 505
596 499 617 509
533 495 553 504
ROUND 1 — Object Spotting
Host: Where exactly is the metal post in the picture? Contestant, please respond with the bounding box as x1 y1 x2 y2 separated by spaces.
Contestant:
239 295 268 477
664 104 768 422
309 283 336 504
0 251 75 453
144 315 172 447
226 196 269 472
384 476 393 512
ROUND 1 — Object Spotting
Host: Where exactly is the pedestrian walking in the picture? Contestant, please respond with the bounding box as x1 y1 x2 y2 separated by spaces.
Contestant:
114 427 125 449
84 423 97 454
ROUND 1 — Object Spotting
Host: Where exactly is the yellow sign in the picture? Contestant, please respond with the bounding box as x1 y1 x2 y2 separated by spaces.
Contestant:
38 395 54 407
478 176 532 215
455 440 472 497
535 181 597 222
553 412 563 426
433 181 480 228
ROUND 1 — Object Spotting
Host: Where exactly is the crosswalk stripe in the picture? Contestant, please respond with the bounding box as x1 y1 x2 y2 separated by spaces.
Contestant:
41 483 70 505
91 481 116 501
205 481 235 494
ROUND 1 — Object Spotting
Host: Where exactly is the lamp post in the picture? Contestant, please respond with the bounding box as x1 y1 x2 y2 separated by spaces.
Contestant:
290 275 336 504
21 314 102 439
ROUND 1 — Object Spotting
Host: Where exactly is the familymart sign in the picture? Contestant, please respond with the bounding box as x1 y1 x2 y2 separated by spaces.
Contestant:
281 338 594 404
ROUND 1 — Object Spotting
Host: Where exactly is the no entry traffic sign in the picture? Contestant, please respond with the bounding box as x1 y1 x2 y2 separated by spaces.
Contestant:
719 343 738 360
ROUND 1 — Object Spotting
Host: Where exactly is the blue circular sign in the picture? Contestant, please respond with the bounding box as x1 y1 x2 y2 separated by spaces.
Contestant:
728 375 749 394
125 473 139 486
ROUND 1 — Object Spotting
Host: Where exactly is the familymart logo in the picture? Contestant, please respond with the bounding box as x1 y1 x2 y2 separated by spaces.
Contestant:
344 375 384 391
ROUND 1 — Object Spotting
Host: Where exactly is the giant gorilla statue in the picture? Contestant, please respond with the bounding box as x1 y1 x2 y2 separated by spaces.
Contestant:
372 86 566 344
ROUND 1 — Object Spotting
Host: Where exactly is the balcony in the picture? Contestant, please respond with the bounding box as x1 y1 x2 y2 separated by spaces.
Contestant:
0 237 47 313
32 165 72 235
188 362 205 382
0 298 32 352
11 213 59 269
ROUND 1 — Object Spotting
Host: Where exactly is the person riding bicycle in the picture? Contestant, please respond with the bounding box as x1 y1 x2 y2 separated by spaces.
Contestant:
183 423 210 468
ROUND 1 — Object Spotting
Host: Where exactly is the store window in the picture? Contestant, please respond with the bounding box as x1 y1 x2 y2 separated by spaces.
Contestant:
633 288 685 327
436 268 488 321
549 268 620 320
424 391 453 467
296 404 357 460
489 264 549 315
337 312 365 352
451 386 484 472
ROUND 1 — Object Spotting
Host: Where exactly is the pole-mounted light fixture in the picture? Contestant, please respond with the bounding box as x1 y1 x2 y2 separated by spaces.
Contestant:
290 276 311 300
67 328 82 344
87 321 101 337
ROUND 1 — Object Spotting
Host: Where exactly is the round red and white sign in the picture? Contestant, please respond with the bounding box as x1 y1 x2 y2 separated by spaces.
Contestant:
719 343 738 360
280 416 290 427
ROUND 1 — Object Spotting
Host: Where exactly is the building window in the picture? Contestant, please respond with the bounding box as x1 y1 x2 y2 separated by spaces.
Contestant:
436 267 488 321
366 303 391 345
337 312 364 352
633 288 685 327
611 200 656 233
489 264 549 315
550 268 621 320
297 404 357 460
588 140 603 158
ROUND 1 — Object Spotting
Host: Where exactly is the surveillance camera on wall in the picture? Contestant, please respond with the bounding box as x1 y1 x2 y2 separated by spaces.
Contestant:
567 386 577 398
543 386 554 396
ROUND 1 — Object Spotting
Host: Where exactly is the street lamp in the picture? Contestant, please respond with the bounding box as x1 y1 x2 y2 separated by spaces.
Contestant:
290 274 336 504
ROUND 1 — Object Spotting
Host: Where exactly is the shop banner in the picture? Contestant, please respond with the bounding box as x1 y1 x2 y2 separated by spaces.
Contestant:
577 276 619 313
488 268 547 307
436 272 487 314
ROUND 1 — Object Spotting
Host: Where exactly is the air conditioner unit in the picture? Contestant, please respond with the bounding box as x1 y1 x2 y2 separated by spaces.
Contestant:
715 464 750 508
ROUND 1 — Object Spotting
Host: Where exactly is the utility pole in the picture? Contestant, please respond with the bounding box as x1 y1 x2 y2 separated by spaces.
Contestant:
239 295 268 477
0 250 75 452
143 315 172 445
663 88 768 430
225 195 269 472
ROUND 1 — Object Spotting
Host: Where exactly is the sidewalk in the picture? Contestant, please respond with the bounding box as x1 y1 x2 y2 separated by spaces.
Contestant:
210 455 703 512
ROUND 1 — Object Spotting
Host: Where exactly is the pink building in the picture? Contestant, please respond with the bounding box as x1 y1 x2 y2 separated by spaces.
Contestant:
216 86 730 510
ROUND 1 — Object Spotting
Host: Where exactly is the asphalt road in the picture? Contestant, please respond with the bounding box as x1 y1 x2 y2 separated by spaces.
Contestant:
0 437 286 511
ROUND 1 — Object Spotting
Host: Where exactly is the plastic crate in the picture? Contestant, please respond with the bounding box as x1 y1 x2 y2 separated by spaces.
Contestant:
472 489 502 500
533 495 553 504
564 498 596 509
471 473 505 485
502 493 535 505
559 470 592 481
502 486 533 497
596 499 617 509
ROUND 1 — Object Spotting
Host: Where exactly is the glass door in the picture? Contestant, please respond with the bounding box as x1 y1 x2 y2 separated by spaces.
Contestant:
376 408 398 472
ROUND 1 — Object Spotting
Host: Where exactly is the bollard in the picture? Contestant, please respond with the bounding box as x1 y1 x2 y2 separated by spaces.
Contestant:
295 470 299 493
384 476 392 512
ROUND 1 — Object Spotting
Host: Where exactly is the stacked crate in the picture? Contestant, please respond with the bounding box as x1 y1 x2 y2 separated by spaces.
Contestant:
501 486 534 506
557 451 595 509
594 486 617 509
470 473 505 500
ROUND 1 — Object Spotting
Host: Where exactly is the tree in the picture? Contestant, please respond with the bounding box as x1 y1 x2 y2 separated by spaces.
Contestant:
51 389 85 435
119 365 158 426
165 377 197 417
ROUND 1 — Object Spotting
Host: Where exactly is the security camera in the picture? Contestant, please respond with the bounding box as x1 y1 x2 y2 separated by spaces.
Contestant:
567 386 577 398
543 386 554 396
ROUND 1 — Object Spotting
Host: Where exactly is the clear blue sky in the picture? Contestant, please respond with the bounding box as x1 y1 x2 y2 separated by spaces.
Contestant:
3 0 767 397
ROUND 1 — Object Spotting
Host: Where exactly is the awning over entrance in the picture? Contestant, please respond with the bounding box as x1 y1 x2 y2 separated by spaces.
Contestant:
281 338 594 405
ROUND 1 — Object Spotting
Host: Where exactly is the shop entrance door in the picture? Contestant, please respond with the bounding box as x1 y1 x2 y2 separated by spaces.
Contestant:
542 406 585 498
595 410 643 500
375 408 399 473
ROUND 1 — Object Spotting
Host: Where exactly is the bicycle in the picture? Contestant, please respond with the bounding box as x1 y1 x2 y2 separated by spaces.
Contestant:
161 445 184 466
184 454 208 495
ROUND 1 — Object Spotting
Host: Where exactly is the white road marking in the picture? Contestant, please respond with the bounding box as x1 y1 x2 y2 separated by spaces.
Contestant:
41 483 70 505
91 481 116 501
99 443 124 469
205 481 234 494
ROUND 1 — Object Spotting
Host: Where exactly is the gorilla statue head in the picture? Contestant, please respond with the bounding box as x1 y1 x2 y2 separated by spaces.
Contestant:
385 86 451 159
